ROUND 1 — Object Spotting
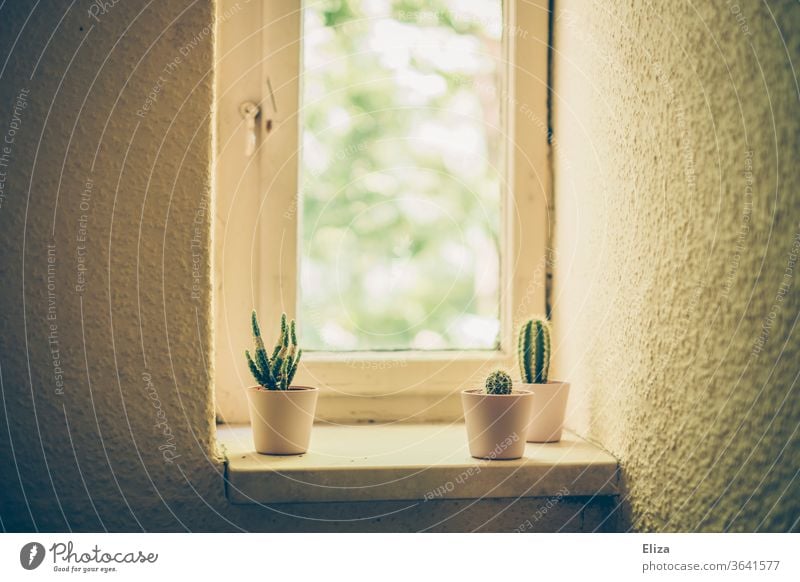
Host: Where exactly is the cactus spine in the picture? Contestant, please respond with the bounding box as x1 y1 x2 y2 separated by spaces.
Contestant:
485 370 513 395
518 317 551 384
245 311 303 390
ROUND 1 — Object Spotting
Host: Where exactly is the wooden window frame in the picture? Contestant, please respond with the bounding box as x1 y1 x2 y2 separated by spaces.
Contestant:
214 0 550 424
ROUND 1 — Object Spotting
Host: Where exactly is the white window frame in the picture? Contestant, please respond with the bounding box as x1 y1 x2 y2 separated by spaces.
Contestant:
214 0 550 424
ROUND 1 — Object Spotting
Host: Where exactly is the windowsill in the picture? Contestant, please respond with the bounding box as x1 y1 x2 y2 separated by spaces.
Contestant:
219 424 619 505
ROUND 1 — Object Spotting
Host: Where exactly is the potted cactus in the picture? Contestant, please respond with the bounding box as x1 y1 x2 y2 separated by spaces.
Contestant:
244 311 318 454
461 370 534 460
518 317 570 442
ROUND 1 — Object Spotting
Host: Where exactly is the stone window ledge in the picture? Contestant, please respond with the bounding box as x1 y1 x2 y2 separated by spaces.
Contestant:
219 424 619 505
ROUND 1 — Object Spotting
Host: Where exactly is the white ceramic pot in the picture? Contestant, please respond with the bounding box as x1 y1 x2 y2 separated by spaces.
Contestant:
520 381 570 443
246 385 319 455
461 388 534 460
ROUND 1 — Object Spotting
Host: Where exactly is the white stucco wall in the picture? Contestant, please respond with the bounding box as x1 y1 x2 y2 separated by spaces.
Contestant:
551 0 799 531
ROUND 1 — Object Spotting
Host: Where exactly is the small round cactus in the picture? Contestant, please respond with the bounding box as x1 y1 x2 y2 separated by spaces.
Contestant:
485 370 513 395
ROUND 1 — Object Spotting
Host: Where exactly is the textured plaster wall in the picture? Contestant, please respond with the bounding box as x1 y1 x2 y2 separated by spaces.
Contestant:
2 0 796 533
551 1 799 531
0 0 225 530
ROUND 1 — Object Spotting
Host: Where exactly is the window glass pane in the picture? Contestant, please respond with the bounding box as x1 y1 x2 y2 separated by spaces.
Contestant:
300 0 503 351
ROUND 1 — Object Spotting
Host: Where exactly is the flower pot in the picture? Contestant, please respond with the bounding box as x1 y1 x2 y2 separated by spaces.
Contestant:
246 385 319 455
461 388 534 460
520 381 570 443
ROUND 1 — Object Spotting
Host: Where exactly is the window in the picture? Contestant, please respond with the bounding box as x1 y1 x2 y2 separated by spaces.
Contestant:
215 0 550 423
300 1 503 352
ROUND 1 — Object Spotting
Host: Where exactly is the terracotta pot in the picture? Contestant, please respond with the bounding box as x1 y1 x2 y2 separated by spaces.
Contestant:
461 388 534 460
246 385 319 455
520 381 570 443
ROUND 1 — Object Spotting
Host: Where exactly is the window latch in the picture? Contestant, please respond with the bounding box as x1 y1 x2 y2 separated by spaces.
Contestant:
239 101 260 157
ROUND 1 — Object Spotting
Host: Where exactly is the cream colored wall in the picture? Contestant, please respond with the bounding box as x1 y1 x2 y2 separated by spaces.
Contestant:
0 0 223 530
1 0 796 533
551 1 799 531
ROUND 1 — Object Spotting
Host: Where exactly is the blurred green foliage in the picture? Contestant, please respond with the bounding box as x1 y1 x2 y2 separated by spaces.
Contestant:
300 0 502 350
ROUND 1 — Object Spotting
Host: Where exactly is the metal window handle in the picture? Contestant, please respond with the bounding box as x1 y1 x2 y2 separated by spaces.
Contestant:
239 101 260 157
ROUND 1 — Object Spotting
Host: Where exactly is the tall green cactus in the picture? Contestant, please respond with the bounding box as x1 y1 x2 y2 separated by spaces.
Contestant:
518 317 551 383
245 311 303 390
485 370 513 395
